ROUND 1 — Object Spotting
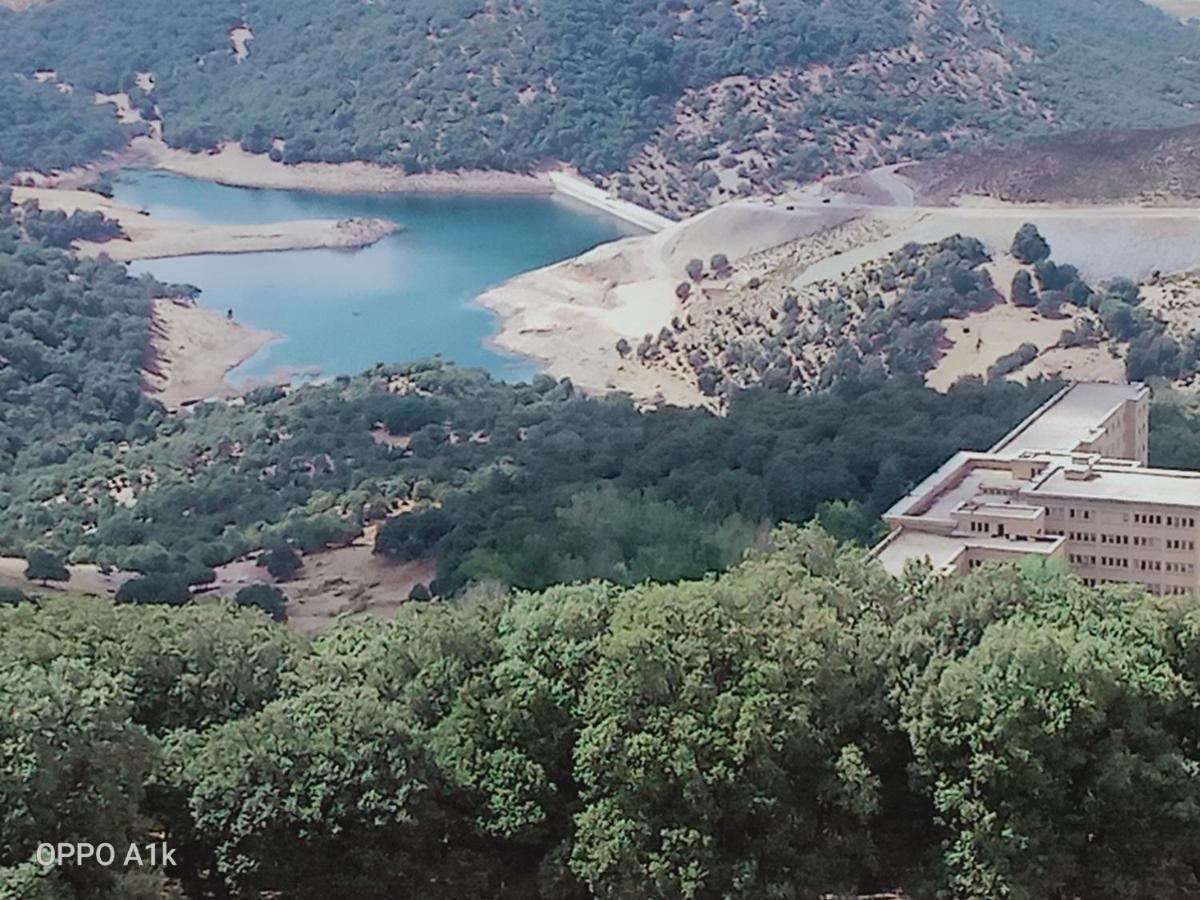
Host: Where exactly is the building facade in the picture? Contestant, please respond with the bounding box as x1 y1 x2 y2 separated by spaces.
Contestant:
873 382 1200 596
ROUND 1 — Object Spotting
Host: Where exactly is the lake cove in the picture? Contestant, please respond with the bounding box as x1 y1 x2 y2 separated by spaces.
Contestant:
119 170 641 384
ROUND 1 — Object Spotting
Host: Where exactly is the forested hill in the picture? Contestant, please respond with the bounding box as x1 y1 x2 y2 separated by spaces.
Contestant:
5 533 1200 899
3 0 1200 212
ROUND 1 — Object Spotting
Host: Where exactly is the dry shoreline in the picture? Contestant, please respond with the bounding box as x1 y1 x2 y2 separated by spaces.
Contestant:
144 298 278 409
117 137 554 196
476 199 848 407
16 138 686 405
35 138 674 232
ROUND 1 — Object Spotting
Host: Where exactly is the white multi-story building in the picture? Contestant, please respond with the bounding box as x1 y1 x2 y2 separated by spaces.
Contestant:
873 382 1200 596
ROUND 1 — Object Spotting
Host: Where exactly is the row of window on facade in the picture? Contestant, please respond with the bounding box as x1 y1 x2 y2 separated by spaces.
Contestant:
1132 513 1198 527
1079 576 1192 595
1063 531 1197 551
1068 553 1194 574
1053 507 1198 529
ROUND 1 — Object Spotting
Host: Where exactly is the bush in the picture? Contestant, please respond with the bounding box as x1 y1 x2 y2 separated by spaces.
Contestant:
1037 290 1066 319
260 545 303 582
1104 277 1141 306
116 574 191 606
379 396 447 435
234 583 289 622
1011 270 1038 307
181 561 217 588
1011 223 1050 264
988 342 1039 380
0 586 29 605
24 549 67 585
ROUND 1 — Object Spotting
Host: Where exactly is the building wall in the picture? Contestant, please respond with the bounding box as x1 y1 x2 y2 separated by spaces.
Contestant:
874 384 1181 592
1074 392 1150 464
1042 496 1199 595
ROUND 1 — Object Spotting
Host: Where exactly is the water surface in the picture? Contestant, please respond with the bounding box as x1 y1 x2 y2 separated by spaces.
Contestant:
119 171 639 382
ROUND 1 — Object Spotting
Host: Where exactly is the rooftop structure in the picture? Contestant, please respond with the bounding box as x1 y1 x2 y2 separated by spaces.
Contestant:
990 381 1149 462
873 382 1199 596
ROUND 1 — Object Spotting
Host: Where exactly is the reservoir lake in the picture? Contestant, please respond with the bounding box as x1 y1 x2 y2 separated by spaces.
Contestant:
117 170 640 383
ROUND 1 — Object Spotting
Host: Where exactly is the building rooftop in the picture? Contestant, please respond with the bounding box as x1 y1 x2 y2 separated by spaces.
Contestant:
885 453 1026 523
1029 463 1200 508
873 528 1062 576
991 382 1147 457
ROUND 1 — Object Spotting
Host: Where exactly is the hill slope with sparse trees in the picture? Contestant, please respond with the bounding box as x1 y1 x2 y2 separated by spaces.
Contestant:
3 0 1200 212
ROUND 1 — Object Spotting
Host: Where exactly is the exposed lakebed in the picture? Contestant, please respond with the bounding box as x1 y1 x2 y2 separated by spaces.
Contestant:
118 170 640 383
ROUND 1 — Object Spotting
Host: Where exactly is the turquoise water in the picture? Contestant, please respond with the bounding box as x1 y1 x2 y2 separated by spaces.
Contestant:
119 171 639 383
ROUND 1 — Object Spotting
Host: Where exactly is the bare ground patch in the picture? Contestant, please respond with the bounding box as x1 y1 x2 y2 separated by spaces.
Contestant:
210 536 437 635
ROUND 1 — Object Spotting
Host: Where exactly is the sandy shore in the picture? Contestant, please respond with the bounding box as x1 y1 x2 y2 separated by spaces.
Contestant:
93 216 398 262
12 185 397 261
121 141 673 232
35 139 676 231
117 136 553 196
479 168 1200 404
478 198 847 406
145 298 278 409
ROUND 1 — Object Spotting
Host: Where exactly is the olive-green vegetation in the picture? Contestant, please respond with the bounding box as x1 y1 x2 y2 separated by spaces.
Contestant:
995 0 1200 132
3 352 1058 595
2 0 1200 189
1006 224 1200 383
636 234 1002 402
0 189 172 477
0 75 135 179
18 200 125 249
1149 393 1200 471
0 196 1055 596
2 532 1198 899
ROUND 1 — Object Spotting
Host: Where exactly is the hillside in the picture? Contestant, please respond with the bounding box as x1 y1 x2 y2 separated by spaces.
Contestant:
0 184 1066 607
3 0 1200 212
900 123 1200 204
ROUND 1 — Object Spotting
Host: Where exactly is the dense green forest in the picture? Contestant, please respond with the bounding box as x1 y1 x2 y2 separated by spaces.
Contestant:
3 530 1198 899
2 0 1199 195
0 188 171 474
0 76 134 179
1 348 1060 595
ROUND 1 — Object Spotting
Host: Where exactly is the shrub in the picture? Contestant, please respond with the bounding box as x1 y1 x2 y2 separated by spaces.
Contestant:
1011 223 1050 264
1011 270 1038 307
24 549 67 585
116 574 190 606
234 583 289 622
260 545 303 582
988 342 1039 380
